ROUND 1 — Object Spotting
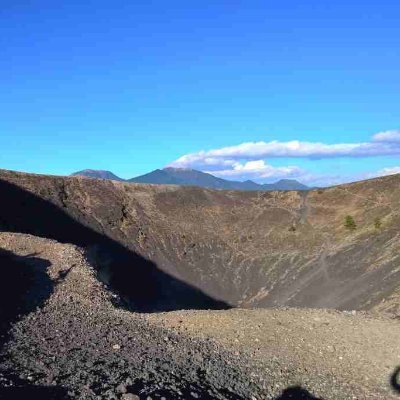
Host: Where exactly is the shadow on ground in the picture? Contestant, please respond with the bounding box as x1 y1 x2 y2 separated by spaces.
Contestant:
274 385 322 399
0 248 70 398
391 366 400 394
0 178 229 312
0 249 52 341
0 179 227 397
0 382 70 400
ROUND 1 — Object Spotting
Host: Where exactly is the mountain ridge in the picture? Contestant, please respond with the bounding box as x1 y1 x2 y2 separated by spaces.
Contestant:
71 169 124 181
71 167 309 191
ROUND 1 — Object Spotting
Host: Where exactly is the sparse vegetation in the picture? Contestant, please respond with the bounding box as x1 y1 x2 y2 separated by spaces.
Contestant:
374 218 382 229
344 215 357 230
288 225 296 232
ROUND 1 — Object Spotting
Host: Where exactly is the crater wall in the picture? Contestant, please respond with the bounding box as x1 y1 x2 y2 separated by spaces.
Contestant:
1 169 399 314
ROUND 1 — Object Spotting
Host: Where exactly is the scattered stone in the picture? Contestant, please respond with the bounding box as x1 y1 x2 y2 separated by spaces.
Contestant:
0 232 398 400
116 384 127 394
121 394 139 400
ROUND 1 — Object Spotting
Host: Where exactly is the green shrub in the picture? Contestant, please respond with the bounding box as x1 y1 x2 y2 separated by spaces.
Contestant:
344 215 356 230
374 218 382 229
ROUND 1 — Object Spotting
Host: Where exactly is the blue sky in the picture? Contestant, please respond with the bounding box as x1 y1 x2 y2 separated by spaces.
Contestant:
0 0 399 185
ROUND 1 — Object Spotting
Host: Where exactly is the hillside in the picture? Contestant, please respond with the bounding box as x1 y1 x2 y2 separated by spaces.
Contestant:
1 168 399 314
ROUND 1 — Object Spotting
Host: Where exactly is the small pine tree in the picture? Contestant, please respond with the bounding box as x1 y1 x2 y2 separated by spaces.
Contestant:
374 217 382 229
344 215 356 230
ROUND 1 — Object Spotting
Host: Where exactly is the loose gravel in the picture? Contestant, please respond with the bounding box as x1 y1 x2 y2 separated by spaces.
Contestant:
0 232 399 399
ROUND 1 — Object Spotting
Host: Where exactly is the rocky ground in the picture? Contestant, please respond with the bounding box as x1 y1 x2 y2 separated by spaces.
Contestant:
149 309 400 399
0 232 399 399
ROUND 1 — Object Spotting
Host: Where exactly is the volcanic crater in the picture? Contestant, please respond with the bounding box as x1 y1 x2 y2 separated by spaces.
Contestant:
0 169 400 399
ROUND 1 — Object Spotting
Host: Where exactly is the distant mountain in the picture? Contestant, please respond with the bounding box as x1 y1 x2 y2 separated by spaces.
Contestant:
128 168 185 185
263 179 309 191
129 168 246 190
71 169 124 181
129 167 309 191
71 167 309 190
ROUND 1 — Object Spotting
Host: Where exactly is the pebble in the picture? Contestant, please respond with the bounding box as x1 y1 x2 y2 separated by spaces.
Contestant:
1 232 397 400
121 394 139 400
116 384 127 394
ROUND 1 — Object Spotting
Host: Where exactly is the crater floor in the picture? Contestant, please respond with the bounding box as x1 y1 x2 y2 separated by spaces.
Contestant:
0 232 399 399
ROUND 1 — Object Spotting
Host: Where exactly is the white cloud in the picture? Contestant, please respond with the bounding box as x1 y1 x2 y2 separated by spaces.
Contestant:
202 140 369 158
205 160 303 180
367 166 400 178
169 131 400 171
372 130 400 143
166 129 400 185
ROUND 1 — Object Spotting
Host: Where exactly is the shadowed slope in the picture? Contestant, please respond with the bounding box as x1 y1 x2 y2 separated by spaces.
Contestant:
0 177 229 311
1 169 400 314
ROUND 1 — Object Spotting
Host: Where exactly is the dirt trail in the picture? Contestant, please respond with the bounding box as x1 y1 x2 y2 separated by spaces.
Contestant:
299 190 310 225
